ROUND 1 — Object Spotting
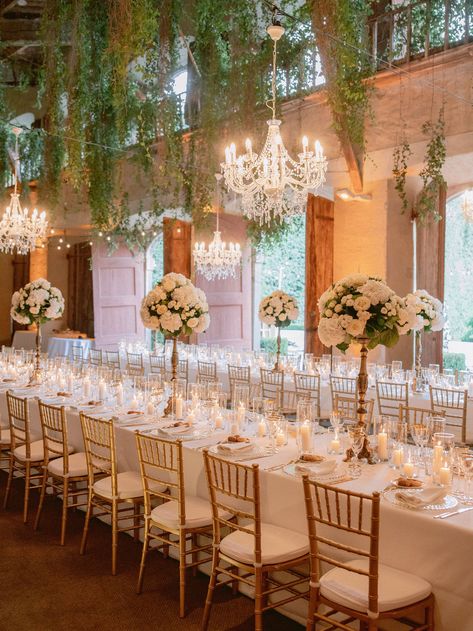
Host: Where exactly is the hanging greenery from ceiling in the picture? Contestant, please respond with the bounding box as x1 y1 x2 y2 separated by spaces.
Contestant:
415 106 446 224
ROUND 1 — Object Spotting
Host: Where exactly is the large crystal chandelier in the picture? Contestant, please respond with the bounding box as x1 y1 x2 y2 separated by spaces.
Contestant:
0 127 48 255
462 189 473 222
194 178 242 280
221 17 327 226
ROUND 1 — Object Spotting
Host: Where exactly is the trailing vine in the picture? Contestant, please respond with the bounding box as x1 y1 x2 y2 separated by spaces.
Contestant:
392 137 412 214
415 106 446 223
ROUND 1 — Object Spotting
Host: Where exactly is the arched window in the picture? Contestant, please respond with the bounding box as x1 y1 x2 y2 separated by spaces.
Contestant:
443 189 473 370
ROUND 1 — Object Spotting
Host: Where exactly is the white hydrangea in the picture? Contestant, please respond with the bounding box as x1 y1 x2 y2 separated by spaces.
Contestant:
10 279 64 326
403 290 445 333
318 317 347 347
259 290 299 328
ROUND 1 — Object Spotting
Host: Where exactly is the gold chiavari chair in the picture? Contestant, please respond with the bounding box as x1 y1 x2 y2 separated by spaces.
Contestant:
330 375 357 408
80 414 154 575
399 405 446 437
149 353 166 376
201 451 310 631
105 349 121 369
376 380 409 419
294 372 321 418
135 433 215 617
260 368 296 415
228 364 257 404
88 348 103 366
0 418 11 469
333 395 374 432
302 477 434 631
126 351 145 376
429 386 468 443
71 344 84 363
3 392 55 523
176 359 189 389
34 401 85 545
197 360 218 385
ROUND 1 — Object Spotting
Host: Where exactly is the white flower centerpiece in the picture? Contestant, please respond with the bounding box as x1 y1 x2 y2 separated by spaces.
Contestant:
318 274 416 461
140 272 210 414
10 278 65 384
404 289 445 390
258 290 299 371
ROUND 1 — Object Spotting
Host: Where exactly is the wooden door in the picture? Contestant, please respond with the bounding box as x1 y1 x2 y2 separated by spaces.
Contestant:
67 242 94 338
92 242 145 350
163 218 192 276
305 194 334 355
11 253 30 336
194 214 252 350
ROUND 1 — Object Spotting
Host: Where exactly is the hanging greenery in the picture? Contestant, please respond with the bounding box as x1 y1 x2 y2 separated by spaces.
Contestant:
392 137 413 214
415 106 446 223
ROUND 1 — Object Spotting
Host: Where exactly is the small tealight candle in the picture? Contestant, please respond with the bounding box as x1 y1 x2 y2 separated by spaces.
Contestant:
276 430 285 446
215 414 224 429
146 400 154 416
257 419 266 437
330 433 340 453
439 464 452 486
392 447 403 467
130 396 139 410
187 409 195 425
377 431 388 461
403 460 415 478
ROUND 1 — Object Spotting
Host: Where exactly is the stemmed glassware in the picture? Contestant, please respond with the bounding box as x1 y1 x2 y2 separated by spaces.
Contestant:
348 426 364 478
459 453 473 505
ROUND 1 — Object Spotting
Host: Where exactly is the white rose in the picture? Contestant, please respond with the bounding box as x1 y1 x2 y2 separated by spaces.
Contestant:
279 313 287 322
353 296 371 311
345 318 366 337
187 317 199 328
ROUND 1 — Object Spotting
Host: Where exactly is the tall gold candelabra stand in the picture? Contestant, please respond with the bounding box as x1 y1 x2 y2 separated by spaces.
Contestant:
345 336 375 463
273 327 282 372
28 322 43 385
412 330 425 392
163 336 178 416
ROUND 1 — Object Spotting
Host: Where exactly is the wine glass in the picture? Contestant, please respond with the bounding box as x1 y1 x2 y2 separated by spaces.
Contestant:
411 423 428 467
460 454 473 505
348 427 364 478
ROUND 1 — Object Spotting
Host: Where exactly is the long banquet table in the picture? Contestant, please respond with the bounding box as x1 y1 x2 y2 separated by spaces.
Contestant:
0 386 472 630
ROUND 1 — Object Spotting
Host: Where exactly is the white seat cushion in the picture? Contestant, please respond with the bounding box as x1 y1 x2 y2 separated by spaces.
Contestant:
93 471 165 500
47 452 88 478
320 559 432 613
220 522 309 565
150 495 231 530
13 440 73 463
0 427 11 446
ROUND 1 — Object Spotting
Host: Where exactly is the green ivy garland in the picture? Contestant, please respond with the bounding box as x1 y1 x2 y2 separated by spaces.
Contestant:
415 106 446 223
392 137 413 214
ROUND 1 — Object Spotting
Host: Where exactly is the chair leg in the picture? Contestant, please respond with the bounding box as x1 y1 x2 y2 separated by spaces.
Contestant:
136 522 150 594
111 501 118 576
179 532 187 618
60 481 69 546
133 500 140 542
255 567 264 631
3 457 14 509
367 621 378 631
80 492 93 556
23 462 31 523
426 600 435 630
34 469 48 531
201 551 219 631
191 532 198 578
305 586 317 631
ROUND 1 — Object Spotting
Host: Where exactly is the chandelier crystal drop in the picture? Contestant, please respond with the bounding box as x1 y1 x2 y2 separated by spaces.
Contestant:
221 20 327 226
0 128 48 255
462 189 473 223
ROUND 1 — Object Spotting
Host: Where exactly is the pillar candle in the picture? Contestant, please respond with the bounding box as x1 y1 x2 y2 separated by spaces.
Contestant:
175 395 183 419
403 461 415 478
300 422 312 453
377 431 388 460
83 378 91 399
432 444 443 473
67 373 74 394
146 400 154 416
257 420 266 437
276 431 285 446
237 403 246 423
439 465 452 486
116 383 124 406
330 437 341 453
98 379 107 401
392 448 403 467
215 414 224 429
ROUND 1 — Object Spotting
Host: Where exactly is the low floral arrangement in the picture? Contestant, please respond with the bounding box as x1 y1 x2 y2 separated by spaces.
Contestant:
404 289 445 332
259 290 299 328
11 278 65 325
317 274 415 352
140 272 210 336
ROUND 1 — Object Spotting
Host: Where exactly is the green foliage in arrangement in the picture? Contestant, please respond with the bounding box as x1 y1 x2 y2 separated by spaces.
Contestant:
393 137 413 215
443 352 466 372
260 336 290 355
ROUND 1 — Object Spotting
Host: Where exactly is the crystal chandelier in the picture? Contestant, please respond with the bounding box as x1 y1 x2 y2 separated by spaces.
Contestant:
194 181 242 281
462 189 473 222
221 17 327 226
0 127 48 255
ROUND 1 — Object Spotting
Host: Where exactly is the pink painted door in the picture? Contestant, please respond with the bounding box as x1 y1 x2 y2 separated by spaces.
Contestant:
92 242 145 350
195 214 252 350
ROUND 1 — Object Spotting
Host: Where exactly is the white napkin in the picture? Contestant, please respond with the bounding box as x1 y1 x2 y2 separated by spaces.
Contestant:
159 424 194 436
395 486 447 508
217 441 254 454
295 459 337 476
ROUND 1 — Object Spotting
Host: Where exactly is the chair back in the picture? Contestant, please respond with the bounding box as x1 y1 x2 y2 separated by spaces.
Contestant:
105 350 120 369
376 380 408 419
260 367 284 409
228 365 251 403
203 451 261 564
294 372 321 416
333 395 374 431
71 345 83 363
330 376 357 406
80 414 117 492
38 400 69 475
177 359 189 385
197 360 218 384
6 391 32 456
89 348 103 366
135 433 183 521
302 477 381 616
126 351 144 376
430 386 468 442
398 405 445 434
150 353 166 375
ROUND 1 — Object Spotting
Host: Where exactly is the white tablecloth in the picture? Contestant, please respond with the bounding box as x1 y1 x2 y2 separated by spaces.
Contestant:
0 386 471 630
11 330 48 352
47 337 94 359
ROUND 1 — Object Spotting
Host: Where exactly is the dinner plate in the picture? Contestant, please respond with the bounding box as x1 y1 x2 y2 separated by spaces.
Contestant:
157 425 211 441
283 462 349 484
382 488 458 511
209 442 263 459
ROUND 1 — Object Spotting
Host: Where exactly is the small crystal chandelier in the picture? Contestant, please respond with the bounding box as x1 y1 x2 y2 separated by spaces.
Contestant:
0 127 48 255
462 189 473 222
194 176 242 281
221 14 327 225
